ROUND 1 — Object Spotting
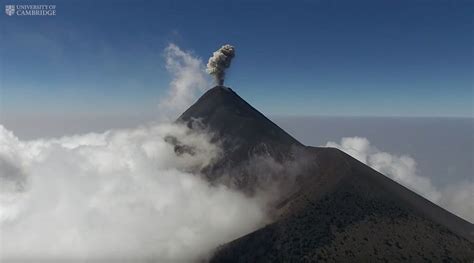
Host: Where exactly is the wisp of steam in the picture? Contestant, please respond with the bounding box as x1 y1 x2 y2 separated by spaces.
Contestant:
206 44 235 85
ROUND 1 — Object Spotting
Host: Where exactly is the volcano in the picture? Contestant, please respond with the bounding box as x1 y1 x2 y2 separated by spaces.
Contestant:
177 86 474 262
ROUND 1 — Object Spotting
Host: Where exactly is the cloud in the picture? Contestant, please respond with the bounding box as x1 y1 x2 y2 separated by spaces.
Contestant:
158 44 210 121
0 123 265 261
325 137 474 223
0 44 263 262
438 182 474 224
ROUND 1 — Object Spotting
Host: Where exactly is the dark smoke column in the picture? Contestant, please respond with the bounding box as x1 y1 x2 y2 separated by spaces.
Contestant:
206 44 235 85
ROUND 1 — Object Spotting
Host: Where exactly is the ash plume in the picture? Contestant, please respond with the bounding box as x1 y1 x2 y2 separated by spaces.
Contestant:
206 44 235 85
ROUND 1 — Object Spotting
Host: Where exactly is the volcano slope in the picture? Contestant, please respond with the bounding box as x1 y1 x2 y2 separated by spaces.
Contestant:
177 86 304 192
176 86 474 262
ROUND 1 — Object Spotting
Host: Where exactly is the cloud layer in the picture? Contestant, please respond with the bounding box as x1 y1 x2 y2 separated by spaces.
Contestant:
326 137 474 223
0 44 263 262
0 123 264 261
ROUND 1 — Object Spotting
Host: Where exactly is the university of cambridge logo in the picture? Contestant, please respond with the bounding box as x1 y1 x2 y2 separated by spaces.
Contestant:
4 4 56 16
5 5 15 16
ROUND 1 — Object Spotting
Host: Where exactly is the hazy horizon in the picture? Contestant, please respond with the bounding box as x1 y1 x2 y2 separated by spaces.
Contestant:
2 113 472 189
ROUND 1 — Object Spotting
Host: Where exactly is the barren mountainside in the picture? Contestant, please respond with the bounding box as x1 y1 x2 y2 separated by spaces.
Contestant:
177 86 474 262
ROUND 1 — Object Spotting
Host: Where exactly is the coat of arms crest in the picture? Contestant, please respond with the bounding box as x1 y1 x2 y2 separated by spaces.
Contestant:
5 5 15 16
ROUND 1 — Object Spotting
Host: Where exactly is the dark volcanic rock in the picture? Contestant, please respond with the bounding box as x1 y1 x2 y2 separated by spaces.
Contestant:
178 86 300 148
211 148 474 262
177 86 474 261
178 86 303 190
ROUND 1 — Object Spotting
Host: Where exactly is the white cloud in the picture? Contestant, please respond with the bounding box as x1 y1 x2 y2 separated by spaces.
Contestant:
325 137 473 223
158 44 210 121
438 181 474 224
0 123 264 261
0 44 262 262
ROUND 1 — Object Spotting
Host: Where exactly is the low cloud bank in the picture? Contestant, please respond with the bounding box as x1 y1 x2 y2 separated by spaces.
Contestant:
326 137 474 223
0 44 264 262
0 123 264 261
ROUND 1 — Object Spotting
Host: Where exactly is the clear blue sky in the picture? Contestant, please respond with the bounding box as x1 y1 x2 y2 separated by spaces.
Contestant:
1 0 473 118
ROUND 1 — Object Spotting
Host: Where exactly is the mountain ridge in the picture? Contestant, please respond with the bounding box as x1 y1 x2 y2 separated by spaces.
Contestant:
176 86 474 261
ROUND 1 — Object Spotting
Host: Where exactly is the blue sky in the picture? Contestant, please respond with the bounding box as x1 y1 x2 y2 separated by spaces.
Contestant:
0 0 473 118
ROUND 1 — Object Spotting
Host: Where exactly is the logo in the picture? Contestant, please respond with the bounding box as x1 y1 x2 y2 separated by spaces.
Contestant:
4 5 57 16
5 5 15 16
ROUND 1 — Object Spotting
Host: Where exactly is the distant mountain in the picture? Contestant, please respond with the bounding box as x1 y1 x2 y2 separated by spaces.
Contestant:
177 86 474 261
